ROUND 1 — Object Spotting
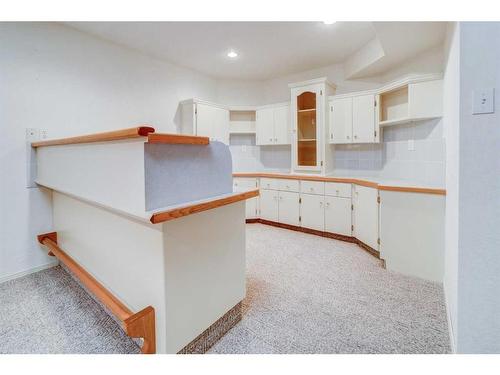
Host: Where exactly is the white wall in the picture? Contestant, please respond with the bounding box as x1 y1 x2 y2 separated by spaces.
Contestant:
0 22 219 281
455 22 500 354
443 21 460 351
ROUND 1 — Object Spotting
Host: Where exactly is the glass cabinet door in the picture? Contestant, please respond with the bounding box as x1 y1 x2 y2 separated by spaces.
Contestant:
296 91 318 167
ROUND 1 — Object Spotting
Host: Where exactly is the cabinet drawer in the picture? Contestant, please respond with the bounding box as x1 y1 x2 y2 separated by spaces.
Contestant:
300 180 325 195
260 178 279 190
278 179 300 192
233 178 258 191
325 182 352 198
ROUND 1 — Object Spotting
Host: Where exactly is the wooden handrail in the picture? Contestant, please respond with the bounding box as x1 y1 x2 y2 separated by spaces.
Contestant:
31 126 156 147
37 232 156 354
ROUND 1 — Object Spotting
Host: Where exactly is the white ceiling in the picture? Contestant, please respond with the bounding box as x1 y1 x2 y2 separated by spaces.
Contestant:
66 22 446 81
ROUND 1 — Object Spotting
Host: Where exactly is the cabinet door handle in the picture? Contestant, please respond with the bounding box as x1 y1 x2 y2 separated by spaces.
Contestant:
346 135 350 139
269 138 273 142
354 135 358 139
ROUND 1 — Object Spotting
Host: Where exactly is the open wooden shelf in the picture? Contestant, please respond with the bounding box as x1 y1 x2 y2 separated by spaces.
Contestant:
378 117 412 127
379 86 409 124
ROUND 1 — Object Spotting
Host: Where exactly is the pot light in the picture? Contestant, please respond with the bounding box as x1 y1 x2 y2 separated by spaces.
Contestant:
227 50 238 59
323 21 336 25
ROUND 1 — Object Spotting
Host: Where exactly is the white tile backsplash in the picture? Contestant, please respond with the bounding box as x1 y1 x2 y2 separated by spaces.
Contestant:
229 118 446 186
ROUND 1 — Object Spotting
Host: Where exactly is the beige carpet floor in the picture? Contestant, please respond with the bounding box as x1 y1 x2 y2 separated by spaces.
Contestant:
208 224 450 354
0 223 450 353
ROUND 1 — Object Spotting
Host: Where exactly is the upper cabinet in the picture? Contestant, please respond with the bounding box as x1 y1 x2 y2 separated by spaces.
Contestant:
289 78 336 175
328 75 443 144
377 76 443 127
329 94 379 144
180 99 230 144
255 103 290 146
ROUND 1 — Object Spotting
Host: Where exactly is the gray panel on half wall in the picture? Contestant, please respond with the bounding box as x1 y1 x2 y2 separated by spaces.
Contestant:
144 142 233 211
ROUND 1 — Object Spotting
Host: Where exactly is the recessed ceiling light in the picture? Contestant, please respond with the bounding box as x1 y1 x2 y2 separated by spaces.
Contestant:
227 50 238 59
323 21 336 25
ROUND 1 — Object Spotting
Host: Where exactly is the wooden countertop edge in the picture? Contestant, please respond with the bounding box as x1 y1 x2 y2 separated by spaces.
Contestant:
233 173 446 195
31 126 155 147
31 127 210 147
150 189 260 224
147 133 209 145
377 185 446 195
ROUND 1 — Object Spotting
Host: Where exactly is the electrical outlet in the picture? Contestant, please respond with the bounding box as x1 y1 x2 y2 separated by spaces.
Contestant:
40 129 48 139
473 88 495 114
26 128 40 141
408 139 415 151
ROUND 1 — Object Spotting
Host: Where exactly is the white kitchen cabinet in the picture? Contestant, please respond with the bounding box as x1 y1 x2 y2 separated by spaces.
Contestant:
300 193 325 231
212 105 231 144
329 97 352 144
324 182 352 198
378 77 443 126
352 94 377 143
260 177 279 190
278 179 300 192
325 196 352 236
300 180 325 195
180 99 230 144
256 104 290 146
260 189 279 222
255 107 275 145
329 94 378 144
408 79 443 119
233 177 259 219
290 78 336 175
278 191 300 226
352 184 379 250
245 196 259 219
273 105 291 145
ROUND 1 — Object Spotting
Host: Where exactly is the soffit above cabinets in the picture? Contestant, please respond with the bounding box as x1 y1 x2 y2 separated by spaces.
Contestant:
65 22 447 81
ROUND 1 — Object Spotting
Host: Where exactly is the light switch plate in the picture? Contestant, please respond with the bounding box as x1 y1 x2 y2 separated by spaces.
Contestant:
473 88 495 114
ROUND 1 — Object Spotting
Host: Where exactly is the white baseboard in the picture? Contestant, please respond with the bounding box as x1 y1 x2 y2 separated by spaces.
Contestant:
443 279 457 353
0 260 59 285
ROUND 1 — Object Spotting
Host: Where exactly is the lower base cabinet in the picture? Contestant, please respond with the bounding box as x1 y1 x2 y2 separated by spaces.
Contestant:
353 185 379 250
242 178 369 247
278 191 300 226
300 193 325 231
260 189 278 222
325 196 352 236
246 196 259 219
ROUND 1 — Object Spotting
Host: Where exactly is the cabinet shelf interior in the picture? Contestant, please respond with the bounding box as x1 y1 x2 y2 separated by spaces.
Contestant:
379 86 409 123
297 91 318 167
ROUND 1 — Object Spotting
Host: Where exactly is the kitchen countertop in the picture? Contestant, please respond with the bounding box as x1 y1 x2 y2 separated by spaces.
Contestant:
233 171 446 195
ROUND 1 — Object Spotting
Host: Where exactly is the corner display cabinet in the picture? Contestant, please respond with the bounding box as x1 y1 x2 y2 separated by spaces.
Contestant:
289 77 336 176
